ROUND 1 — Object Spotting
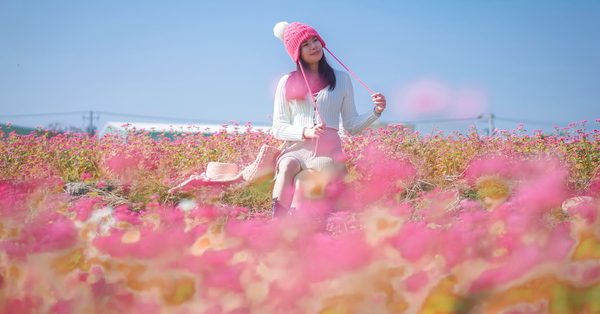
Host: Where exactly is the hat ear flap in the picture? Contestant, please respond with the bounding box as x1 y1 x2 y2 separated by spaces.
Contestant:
273 21 288 41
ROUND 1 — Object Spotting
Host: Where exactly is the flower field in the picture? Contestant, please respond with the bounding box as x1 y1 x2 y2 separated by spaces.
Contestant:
1 121 600 313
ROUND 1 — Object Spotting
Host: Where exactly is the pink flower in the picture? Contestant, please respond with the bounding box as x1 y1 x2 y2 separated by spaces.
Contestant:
404 271 429 292
301 231 372 282
23 210 78 253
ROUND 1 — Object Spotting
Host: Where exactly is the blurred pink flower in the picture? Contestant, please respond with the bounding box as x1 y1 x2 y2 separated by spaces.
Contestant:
302 231 372 282
404 271 429 293
398 79 451 117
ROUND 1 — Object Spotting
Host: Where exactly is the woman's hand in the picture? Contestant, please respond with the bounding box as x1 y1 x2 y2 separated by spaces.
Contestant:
372 93 387 115
303 123 325 139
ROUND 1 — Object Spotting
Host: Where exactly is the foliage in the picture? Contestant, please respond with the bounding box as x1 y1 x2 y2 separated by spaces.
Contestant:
1 120 600 312
1 121 599 209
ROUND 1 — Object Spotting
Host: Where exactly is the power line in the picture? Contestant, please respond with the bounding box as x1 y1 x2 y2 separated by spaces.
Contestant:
495 117 567 126
0 111 90 118
401 115 570 127
94 111 234 125
0 110 576 129
0 110 269 126
403 116 482 124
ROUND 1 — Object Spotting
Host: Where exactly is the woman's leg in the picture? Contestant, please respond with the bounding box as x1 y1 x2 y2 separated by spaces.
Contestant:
272 157 302 210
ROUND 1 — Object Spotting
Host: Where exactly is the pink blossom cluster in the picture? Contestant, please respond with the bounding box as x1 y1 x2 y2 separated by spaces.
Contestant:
0 121 599 312
0 123 279 184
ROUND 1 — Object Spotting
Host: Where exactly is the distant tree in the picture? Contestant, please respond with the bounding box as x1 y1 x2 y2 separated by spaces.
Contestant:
46 122 86 133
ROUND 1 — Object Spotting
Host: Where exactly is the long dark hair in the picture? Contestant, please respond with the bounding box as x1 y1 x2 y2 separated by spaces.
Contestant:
285 55 337 100
298 55 336 91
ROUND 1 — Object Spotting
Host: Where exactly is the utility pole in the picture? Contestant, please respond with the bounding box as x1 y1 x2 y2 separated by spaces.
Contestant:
479 114 495 136
83 111 99 136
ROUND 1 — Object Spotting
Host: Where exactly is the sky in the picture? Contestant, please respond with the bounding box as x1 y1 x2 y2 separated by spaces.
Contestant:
1 0 599 135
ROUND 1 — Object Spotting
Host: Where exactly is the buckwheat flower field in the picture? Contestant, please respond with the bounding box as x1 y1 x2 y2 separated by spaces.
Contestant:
1 121 599 313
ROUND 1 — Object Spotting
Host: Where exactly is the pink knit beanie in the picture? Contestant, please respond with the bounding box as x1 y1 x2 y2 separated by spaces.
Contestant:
273 21 326 63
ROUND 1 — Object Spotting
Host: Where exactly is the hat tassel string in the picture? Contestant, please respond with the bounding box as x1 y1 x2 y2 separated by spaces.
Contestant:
298 62 323 159
324 47 374 95
298 49 374 158
298 62 324 125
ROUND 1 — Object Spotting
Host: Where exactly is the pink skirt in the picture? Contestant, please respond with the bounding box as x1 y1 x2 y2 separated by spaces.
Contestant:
276 128 348 182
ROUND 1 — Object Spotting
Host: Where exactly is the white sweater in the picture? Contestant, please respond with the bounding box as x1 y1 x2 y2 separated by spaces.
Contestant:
272 69 379 141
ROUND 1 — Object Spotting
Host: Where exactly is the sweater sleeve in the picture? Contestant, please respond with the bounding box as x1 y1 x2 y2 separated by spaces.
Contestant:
272 75 305 141
339 72 380 135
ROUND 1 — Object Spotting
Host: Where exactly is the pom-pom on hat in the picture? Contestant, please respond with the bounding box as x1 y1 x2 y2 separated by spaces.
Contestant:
273 21 326 63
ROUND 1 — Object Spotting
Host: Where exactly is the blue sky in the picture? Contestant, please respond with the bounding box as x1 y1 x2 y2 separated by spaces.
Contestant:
1 0 599 134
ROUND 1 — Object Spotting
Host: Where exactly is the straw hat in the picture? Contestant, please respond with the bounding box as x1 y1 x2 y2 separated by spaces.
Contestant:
169 144 284 193
241 144 282 183
209 144 283 184
205 162 241 182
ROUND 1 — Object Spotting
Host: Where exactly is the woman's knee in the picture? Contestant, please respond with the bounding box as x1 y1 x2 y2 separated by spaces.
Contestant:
278 157 301 176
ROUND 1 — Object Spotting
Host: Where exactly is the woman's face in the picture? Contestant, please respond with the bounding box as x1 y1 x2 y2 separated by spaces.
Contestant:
300 36 323 65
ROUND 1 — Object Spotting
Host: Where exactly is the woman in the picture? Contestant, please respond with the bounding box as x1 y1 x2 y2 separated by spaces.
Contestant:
271 21 386 217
